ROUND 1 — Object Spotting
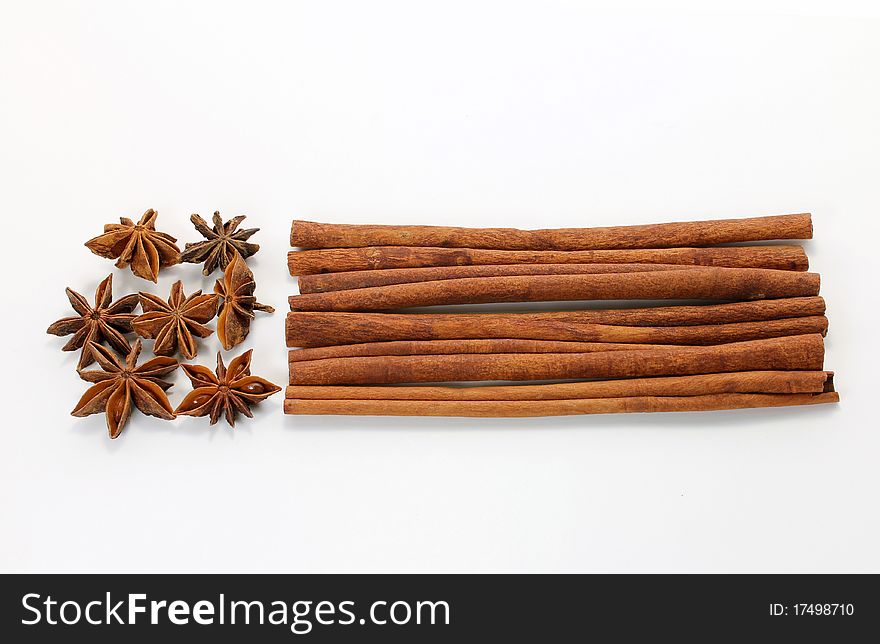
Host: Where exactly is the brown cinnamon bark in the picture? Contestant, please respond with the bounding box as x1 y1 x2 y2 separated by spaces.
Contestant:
297 263 697 293
288 268 820 312
288 334 825 385
289 339 678 362
286 297 826 347
288 316 826 355
286 370 833 400
284 392 838 416
287 245 809 275
291 214 812 250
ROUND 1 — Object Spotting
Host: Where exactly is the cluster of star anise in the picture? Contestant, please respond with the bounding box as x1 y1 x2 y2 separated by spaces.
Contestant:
48 209 280 439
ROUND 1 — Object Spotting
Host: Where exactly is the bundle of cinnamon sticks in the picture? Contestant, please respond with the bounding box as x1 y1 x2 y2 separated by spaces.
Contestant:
284 213 838 417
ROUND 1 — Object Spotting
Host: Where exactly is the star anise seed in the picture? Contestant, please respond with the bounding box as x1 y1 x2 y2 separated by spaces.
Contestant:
175 350 280 427
132 280 220 359
85 208 180 282
47 274 139 369
180 211 260 276
214 251 274 350
72 340 178 439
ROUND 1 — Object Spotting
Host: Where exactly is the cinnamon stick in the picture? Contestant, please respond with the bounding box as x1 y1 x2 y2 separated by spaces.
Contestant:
297 263 697 293
291 214 812 250
287 245 809 275
288 316 827 356
286 370 833 400
284 392 839 416
289 339 679 362
288 334 825 385
288 268 820 312
286 297 825 347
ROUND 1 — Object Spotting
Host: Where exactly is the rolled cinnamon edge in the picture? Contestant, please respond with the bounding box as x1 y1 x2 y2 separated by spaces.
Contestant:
287 268 820 312
290 214 813 251
287 245 810 275
285 297 826 347
297 263 699 294
283 392 839 417
285 370 833 401
823 371 836 393
288 334 826 385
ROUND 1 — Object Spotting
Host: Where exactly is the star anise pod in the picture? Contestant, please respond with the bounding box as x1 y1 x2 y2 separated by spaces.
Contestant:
214 251 274 350
85 208 180 282
175 350 280 426
180 211 260 276
46 274 139 369
72 340 178 439
132 281 219 359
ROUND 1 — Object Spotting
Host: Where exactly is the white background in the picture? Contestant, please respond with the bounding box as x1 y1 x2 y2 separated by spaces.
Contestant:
2 0 878 573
